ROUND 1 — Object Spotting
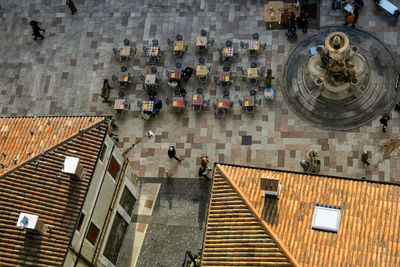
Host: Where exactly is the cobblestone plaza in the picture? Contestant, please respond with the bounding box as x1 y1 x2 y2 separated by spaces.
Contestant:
1 0 400 182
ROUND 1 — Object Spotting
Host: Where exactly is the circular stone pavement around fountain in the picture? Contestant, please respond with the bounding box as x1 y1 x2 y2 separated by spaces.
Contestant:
282 26 400 131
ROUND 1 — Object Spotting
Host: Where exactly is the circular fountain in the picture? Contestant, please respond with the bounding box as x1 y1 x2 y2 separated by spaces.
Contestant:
282 27 399 130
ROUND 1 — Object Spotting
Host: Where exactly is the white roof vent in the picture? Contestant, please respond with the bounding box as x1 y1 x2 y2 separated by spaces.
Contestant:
311 204 342 233
16 212 45 234
260 177 282 199
62 156 83 180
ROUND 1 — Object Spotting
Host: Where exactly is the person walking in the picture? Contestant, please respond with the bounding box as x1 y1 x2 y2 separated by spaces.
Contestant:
361 151 370 166
198 155 211 180
168 146 181 162
298 10 308 33
66 0 77 15
343 12 356 27
30 20 45 40
379 113 390 132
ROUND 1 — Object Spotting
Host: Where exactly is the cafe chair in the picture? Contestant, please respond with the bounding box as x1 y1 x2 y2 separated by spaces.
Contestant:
251 62 257 68
193 105 202 112
249 49 257 56
165 69 171 78
137 101 143 109
124 39 130 46
152 39 159 46
167 38 174 47
246 106 254 113
240 41 249 49
250 89 257 96
231 74 237 82
217 48 223 55
257 99 262 106
260 43 267 50
238 99 243 107
250 78 258 85
238 66 245 75
165 97 172 106
112 75 117 82
197 88 204 94
201 29 207 36
223 90 230 98
142 45 148 53
207 39 214 47
130 48 137 56
121 66 128 72
212 103 217 110
113 48 120 57
259 69 264 77
150 66 157 74
176 61 182 68
176 34 183 41
204 99 210 107
226 40 233 47
118 90 125 98
139 74 145 82
253 33 259 40
216 108 225 119
213 76 219 83
198 57 206 64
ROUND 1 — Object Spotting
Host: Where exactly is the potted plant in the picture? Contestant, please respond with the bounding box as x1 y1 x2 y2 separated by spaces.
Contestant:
264 69 274 88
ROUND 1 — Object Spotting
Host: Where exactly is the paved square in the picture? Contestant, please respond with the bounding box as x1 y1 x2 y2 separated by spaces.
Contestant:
0 0 399 182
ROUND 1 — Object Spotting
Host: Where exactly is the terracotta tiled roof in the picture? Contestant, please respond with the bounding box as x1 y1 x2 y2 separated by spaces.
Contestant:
0 116 104 176
0 116 107 266
216 164 400 266
201 166 295 266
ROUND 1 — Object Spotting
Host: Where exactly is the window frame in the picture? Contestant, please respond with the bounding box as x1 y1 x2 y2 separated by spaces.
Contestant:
86 222 100 245
99 143 107 162
76 212 85 232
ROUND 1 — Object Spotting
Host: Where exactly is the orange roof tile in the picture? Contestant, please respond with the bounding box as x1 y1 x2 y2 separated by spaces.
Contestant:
0 116 104 175
217 164 400 266
202 166 295 266
0 116 107 266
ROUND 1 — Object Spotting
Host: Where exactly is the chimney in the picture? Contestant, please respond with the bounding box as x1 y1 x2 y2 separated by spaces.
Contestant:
61 156 83 180
16 212 46 234
260 177 282 199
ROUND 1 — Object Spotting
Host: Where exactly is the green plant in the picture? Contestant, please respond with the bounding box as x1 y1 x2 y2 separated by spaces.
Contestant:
264 69 274 88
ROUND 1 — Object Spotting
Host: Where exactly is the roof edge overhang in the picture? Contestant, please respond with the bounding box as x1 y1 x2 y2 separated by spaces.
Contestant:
215 163 300 267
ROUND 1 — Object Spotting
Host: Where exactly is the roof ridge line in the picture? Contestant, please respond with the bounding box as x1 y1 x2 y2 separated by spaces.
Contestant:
215 162 400 186
0 117 107 180
215 164 300 267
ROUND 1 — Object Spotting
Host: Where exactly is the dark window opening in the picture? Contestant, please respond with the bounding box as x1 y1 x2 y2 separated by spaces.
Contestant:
86 222 100 245
99 144 107 161
77 212 85 232
108 155 120 179
103 213 129 264
119 187 136 216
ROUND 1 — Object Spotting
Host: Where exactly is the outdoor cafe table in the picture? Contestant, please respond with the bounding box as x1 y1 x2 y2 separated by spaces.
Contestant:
120 46 131 57
147 46 160 57
248 40 260 51
114 99 126 110
247 68 259 79
172 97 184 108
217 99 230 109
169 70 181 80
379 0 398 15
222 47 234 58
142 100 154 112
192 94 203 106
145 74 157 85
243 96 255 107
196 65 209 78
220 72 230 82
173 41 187 52
196 36 207 47
119 72 130 83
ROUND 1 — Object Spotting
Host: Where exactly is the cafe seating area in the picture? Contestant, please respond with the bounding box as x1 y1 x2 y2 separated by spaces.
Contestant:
103 31 277 118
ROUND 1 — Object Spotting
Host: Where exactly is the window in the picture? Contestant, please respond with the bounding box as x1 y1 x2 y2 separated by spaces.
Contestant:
99 144 107 161
119 187 136 216
86 222 100 245
76 212 85 232
311 204 342 233
103 213 129 264
107 155 120 179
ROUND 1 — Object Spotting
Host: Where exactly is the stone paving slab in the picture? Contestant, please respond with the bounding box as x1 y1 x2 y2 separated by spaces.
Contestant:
0 0 400 183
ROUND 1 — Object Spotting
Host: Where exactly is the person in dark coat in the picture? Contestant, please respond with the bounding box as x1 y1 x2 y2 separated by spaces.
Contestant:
30 20 45 40
66 0 77 15
298 10 309 33
361 151 370 166
168 146 181 162
379 113 390 132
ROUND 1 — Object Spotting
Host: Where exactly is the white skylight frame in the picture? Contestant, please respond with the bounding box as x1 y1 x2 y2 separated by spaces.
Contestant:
311 205 342 233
